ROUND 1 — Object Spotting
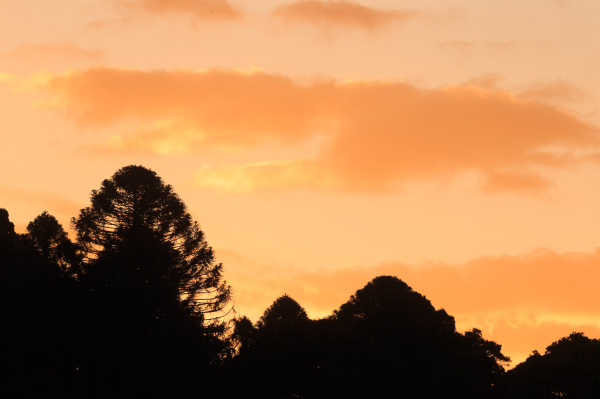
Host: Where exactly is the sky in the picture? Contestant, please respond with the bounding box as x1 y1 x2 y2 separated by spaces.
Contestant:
2 0 600 366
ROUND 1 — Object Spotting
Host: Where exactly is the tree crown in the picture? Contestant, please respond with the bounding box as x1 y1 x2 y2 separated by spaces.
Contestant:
72 165 232 321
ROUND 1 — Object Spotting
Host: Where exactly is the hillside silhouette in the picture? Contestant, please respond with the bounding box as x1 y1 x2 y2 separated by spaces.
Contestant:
1 165 598 398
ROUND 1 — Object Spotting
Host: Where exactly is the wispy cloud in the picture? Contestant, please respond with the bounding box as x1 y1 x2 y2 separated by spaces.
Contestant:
439 40 551 54
518 79 588 104
272 0 418 32
116 0 244 22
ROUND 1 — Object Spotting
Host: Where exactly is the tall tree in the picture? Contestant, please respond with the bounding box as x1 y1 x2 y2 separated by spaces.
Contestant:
71 165 233 397
72 165 232 323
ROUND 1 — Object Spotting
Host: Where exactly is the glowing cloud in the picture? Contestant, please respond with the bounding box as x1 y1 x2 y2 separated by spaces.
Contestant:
0 73 17 84
194 160 327 192
272 0 418 31
41 68 331 148
35 68 598 193
117 0 244 21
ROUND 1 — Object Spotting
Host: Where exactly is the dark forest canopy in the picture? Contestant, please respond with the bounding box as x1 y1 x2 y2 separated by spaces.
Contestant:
1 165 598 398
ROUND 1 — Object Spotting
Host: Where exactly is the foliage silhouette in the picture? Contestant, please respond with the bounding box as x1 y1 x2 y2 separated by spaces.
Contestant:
505 332 600 398
0 209 82 398
26 210 81 277
257 293 310 329
229 294 315 398
70 165 232 397
72 165 232 322
325 276 510 398
227 276 511 399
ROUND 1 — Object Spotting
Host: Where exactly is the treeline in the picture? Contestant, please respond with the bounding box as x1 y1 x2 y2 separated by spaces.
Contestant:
1 165 598 399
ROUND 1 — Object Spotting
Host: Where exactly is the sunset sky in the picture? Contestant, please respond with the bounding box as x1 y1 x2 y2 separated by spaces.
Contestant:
2 0 600 366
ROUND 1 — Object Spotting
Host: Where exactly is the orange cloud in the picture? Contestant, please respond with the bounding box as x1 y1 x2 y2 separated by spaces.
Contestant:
439 40 550 54
518 79 588 104
117 0 244 21
482 171 551 194
220 247 600 365
5 41 104 63
195 85 595 192
194 160 328 192
35 68 598 192
223 248 600 319
461 72 505 90
41 68 331 149
272 0 418 32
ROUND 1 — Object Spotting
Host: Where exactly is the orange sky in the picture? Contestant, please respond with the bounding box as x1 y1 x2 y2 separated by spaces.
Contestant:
2 0 600 366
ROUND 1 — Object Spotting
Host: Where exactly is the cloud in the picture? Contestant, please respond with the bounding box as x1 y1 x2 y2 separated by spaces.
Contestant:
272 0 418 32
0 72 16 84
518 79 588 104
193 84 595 192
461 72 505 90
482 171 552 194
439 40 550 54
39 68 331 149
194 160 328 192
5 40 104 63
33 68 598 193
116 0 244 22
220 247 600 365
223 248 600 320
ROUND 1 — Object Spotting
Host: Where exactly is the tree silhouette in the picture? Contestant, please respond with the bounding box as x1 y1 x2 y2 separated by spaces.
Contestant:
0 208 15 238
228 295 316 399
0 209 82 398
505 332 600 398
231 315 257 353
324 276 510 399
226 278 512 399
71 165 233 397
72 165 232 322
257 293 309 330
26 210 81 277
